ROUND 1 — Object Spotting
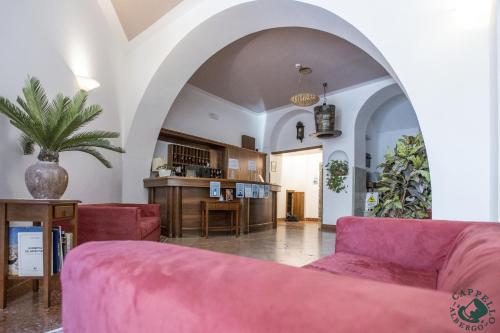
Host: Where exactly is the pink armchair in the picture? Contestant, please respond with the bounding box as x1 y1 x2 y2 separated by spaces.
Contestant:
77 204 160 244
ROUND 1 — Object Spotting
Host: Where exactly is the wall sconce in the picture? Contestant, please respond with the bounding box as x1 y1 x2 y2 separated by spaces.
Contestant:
76 76 100 91
296 121 305 142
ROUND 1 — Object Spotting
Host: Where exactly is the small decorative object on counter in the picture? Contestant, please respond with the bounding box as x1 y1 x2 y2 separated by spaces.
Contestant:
225 189 234 201
157 165 172 177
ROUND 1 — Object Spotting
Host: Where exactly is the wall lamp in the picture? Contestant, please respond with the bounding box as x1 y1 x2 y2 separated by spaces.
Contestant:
76 76 100 91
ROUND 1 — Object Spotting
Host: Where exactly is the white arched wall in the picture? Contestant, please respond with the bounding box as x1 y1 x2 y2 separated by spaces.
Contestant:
354 84 406 170
122 0 497 222
266 78 400 224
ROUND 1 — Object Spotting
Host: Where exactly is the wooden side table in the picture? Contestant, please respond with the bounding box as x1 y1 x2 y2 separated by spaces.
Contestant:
201 201 240 238
0 199 80 308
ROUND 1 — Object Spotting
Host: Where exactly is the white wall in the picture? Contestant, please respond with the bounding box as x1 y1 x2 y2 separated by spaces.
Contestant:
164 84 265 148
274 150 322 219
0 1 124 203
366 95 420 172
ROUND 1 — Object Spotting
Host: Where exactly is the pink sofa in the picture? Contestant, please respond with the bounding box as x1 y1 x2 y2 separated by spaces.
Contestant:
62 217 500 332
77 204 161 244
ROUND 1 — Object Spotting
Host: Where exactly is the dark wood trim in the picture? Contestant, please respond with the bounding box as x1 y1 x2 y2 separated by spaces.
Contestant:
159 128 267 156
321 224 337 232
277 218 319 222
271 145 323 155
144 176 281 192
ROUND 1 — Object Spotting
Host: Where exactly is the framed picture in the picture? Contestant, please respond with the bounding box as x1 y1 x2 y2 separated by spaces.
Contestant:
271 161 277 172
244 184 253 198
251 184 259 198
235 183 245 198
225 189 234 201
209 181 221 198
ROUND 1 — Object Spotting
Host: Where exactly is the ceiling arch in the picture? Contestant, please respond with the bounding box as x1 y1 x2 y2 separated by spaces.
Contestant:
189 27 387 112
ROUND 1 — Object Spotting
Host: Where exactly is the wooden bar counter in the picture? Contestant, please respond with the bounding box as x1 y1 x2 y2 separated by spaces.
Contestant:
144 176 280 237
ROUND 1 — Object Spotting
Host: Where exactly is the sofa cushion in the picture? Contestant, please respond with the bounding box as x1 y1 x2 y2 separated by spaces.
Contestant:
304 252 438 289
437 225 500 298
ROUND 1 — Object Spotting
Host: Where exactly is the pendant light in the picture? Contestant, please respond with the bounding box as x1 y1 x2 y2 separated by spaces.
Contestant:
313 82 342 138
290 64 319 107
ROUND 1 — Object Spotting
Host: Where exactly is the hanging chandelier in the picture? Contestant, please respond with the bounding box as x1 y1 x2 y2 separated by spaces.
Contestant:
290 64 319 107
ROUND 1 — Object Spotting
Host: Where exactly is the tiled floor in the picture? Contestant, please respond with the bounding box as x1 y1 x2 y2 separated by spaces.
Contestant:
164 222 335 267
0 222 335 332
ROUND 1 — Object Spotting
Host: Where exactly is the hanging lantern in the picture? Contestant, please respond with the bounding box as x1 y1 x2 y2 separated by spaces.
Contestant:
290 65 319 107
296 121 305 142
313 82 342 138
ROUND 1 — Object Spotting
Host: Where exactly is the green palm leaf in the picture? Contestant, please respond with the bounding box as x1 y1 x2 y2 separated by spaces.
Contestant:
0 76 124 166
19 134 35 155
64 146 113 168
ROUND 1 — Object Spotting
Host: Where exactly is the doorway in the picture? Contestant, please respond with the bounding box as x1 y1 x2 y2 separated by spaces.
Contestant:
270 147 323 226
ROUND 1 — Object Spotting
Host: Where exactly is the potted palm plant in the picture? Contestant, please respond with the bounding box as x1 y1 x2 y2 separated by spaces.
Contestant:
0 77 125 199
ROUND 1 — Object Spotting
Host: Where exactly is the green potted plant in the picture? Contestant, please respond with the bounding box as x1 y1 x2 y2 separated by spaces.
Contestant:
325 159 349 193
372 133 431 218
0 77 125 199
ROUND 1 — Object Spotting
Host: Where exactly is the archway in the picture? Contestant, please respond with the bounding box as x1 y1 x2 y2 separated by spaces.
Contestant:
353 84 430 217
269 109 312 152
122 1 401 203
121 0 496 222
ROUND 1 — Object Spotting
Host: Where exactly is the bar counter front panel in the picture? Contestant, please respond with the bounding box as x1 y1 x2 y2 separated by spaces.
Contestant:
144 176 280 237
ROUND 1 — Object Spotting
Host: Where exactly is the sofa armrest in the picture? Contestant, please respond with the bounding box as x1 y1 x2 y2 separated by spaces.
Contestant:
335 216 471 270
62 242 458 333
137 204 160 218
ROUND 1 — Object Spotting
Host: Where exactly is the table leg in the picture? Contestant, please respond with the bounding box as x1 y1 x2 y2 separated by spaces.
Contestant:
168 187 174 238
0 204 7 309
31 222 40 292
272 191 278 229
173 187 183 238
43 212 53 308
71 203 78 246
247 198 251 234
236 208 240 237
200 207 204 237
205 208 209 239
230 211 234 236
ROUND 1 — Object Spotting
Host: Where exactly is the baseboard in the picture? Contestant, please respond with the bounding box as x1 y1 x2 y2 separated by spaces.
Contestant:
321 224 336 232
278 218 319 222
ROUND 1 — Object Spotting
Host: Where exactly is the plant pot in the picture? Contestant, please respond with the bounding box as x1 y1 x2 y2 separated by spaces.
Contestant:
25 161 68 199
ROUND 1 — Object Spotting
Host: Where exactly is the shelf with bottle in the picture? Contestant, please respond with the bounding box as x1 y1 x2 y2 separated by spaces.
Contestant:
169 144 211 168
